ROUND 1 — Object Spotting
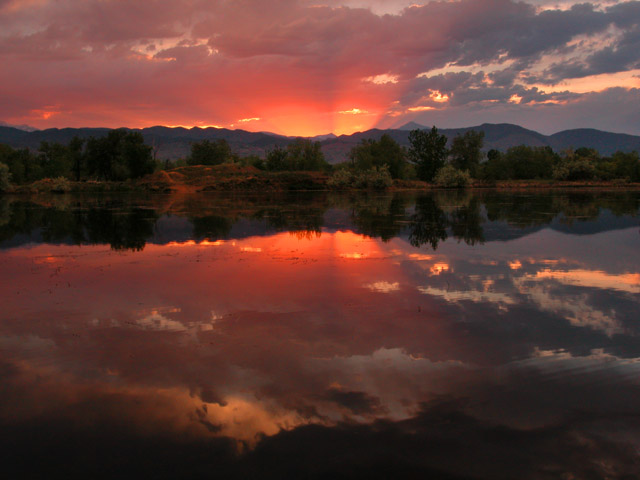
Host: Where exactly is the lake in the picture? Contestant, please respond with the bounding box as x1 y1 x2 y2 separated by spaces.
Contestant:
1 190 639 479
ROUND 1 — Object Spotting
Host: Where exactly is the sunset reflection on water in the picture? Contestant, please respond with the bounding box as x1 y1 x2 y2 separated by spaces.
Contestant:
1 191 639 478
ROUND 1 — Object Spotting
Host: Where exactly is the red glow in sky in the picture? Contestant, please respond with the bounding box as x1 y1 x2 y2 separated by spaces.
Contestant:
1 0 640 135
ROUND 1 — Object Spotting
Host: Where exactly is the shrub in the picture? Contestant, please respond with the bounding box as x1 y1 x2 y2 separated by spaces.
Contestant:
328 166 393 190
51 176 71 193
434 165 470 188
327 168 354 189
354 166 393 190
0 162 11 192
552 159 596 181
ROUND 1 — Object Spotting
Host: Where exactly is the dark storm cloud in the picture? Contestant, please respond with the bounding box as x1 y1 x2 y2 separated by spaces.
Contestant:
400 71 578 108
323 387 387 415
533 24 640 84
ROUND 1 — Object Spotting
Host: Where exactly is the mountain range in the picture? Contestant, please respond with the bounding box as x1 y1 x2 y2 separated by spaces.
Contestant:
1 122 639 164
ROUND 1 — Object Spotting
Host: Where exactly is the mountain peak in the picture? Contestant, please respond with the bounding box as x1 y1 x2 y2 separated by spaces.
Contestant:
397 121 427 131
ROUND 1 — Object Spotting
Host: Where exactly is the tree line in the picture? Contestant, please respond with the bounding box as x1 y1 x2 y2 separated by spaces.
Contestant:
339 127 640 185
182 137 329 172
0 132 330 190
1 126 639 191
0 130 156 186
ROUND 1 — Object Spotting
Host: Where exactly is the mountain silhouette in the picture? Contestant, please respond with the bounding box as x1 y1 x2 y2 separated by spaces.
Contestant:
1 123 638 164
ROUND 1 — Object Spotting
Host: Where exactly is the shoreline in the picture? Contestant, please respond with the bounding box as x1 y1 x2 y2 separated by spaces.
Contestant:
4 165 640 194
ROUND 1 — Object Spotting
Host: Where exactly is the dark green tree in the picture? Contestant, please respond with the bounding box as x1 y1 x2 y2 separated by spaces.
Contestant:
286 138 328 171
39 141 73 178
487 149 500 162
265 140 328 172
6 147 42 183
449 130 484 176
610 151 640 181
187 139 232 166
408 127 448 182
86 134 116 180
123 132 155 178
68 137 86 182
349 134 407 179
0 162 10 192
266 146 289 171
86 130 154 181
501 145 558 179
573 147 599 160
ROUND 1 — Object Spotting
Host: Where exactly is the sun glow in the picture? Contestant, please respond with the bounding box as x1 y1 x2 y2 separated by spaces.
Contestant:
338 108 368 115
255 102 382 136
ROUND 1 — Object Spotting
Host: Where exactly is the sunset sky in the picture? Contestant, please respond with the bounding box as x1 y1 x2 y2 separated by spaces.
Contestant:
1 0 639 136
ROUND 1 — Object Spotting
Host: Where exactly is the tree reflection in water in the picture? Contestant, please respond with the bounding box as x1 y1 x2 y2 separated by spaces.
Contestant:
0 190 639 479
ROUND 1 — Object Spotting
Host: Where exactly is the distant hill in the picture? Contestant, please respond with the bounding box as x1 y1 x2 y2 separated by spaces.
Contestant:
1 123 638 164
0 126 291 161
318 123 640 163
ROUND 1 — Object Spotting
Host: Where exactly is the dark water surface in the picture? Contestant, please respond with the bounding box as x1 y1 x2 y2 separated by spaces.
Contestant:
1 190 639 479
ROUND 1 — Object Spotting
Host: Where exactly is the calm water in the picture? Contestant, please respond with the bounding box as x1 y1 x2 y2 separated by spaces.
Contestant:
1 190 639 479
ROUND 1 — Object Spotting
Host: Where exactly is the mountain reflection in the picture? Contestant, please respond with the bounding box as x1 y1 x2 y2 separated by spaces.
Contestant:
1 190 639 479
1 190 638 251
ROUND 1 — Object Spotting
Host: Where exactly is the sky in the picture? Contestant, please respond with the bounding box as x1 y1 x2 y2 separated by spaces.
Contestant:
1 0 639 136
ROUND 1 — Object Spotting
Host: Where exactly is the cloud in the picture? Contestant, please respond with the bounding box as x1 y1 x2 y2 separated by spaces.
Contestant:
1 0 640 133
339 108 368 114
323 387 387 415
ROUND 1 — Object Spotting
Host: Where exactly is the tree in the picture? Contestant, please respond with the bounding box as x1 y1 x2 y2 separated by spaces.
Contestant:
610 151 640 181
122 132 155 178
68 137 86 182
0 162 11 192
266 146 289 171
408 127 448 182
501 145 558 179
265 140 328 172
375 134 406 179
4 147 42 183
39 141 72 179
449 130 484 175
0 144 28 184
187 139 231 166
349 134 407 179
574 147 599 160
86 130 154 180
286 138 327 171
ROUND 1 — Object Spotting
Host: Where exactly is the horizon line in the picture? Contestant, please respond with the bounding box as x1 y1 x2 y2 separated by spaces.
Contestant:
1 122 638 138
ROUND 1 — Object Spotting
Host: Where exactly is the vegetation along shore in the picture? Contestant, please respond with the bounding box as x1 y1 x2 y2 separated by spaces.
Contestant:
1 127 639 194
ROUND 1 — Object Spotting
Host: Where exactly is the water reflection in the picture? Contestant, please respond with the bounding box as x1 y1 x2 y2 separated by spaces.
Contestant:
3 190 638 251
1 191 639 479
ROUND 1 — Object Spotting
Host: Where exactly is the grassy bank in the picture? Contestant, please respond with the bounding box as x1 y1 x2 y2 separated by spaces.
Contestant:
6 164 640 194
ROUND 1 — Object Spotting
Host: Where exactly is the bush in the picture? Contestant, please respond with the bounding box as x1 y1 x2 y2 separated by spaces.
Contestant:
0 162 11 192
51 176 71 193
434 165 470 188
328 166 392 190
552 159 596 181
327 168 354 189
354 166 393 190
